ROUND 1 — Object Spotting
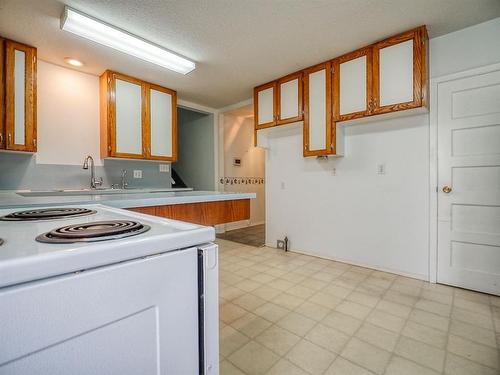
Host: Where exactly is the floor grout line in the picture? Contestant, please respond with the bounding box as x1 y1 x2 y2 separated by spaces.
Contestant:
217 240 500 375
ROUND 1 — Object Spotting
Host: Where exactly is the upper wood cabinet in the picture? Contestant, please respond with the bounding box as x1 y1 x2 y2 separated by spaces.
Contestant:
333 47 373 121
100 71 177 161
254 82 276 129
303 63 332 156
254 72 303 129
372 26 428 114
253 26 428 157
1 39 37 152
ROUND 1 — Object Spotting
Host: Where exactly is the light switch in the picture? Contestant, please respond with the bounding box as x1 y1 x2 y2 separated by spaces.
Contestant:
133 170 143 179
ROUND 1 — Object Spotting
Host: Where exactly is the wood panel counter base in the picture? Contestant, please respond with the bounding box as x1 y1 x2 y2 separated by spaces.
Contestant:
128 199 250 226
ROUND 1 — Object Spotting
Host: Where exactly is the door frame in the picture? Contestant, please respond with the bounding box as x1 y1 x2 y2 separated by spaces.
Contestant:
428 61 500 283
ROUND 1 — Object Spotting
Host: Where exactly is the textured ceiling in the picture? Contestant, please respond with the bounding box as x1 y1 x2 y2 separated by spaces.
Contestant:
1 0 500 108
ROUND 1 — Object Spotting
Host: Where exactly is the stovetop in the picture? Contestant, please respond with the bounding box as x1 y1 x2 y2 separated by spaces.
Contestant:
0 204 215 288
36 220 151 243
0 207 97 221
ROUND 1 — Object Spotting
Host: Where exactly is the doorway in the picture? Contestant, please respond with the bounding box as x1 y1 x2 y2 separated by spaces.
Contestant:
435 66 500 295
217 105 266 247
173 107 215 190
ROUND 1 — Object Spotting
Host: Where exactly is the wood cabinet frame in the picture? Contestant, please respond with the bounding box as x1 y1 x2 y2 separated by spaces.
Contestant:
332 46 373 122
4 40 37 152
253 81 277 130
303 62 334 157
372 26 428 115
145 82 177 161
276 71 303 125
100 70 177 161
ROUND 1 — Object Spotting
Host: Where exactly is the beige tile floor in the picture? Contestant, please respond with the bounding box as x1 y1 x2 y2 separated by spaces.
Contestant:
216 239 500 375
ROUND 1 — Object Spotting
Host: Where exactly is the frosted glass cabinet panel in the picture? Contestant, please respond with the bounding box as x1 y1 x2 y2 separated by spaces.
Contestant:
13 50 25 146
254 83 276 129
379 40 414 106
303 63 331 156
3 40 37 152
334 47 372 121
277 72 302 124
115 78 143 156
149 86 176 160
340 56 366 114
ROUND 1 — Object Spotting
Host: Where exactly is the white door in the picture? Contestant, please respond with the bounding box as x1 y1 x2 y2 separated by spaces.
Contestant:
437 68 500 295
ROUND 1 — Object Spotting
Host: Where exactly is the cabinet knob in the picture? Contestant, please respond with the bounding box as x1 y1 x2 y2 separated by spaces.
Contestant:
442 186 452 194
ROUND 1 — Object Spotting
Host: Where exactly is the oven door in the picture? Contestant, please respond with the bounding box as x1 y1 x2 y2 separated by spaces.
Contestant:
0 248 199 375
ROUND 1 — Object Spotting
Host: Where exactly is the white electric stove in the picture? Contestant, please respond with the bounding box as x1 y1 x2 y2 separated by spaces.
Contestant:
0 204 219 375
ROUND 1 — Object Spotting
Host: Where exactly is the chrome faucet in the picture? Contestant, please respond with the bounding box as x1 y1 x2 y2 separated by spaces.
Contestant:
121 169 128 189
82 155 103 189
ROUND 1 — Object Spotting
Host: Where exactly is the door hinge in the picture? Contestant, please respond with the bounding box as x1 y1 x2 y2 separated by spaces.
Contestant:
33 139 36 147
108 145 111 152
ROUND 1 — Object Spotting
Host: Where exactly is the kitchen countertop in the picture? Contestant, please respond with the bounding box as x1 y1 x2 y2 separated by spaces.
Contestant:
0 190 256 209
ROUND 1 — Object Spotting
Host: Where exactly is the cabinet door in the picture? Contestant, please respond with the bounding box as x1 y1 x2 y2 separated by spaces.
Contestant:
372 27 426 114
254 82 276 129
277 72 302 125
333 47 373 121
303 62 333 156
111 73 145 158
147 84 177 161
5 40 37 152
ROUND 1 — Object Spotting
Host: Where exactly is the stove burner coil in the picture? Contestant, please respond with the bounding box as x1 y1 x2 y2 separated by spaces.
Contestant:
1 208 97 221
36 220 151 243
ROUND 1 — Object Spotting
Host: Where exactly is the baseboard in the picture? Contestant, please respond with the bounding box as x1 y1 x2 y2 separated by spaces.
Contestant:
224 220 265 232
266 243 429 282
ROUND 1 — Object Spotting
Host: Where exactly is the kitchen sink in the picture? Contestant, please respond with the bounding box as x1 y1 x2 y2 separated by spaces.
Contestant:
16 187 193 197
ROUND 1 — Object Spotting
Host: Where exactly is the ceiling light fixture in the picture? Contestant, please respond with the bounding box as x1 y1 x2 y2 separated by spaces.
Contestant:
64 57 84 67
60 6 196 75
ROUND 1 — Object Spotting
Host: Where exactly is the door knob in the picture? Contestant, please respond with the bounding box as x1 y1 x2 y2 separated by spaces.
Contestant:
442 186 452 193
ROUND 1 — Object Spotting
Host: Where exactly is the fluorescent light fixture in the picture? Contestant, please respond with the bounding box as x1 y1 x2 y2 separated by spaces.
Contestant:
61 7 196 75
64 57 84 67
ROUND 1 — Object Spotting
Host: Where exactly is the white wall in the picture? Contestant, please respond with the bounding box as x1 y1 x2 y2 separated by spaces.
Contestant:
430 17 500 78
223 114 265 230
36 61 102 166
264 17 500 280
266 116 429 279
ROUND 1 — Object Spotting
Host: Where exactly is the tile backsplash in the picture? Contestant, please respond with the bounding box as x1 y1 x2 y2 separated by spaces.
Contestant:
0 152 172 190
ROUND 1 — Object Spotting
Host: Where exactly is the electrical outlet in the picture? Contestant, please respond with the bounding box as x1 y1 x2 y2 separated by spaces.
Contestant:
133 170 142 179
377 164 386 175
159 164 169 173
332 168 337 176
280 181 285 190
